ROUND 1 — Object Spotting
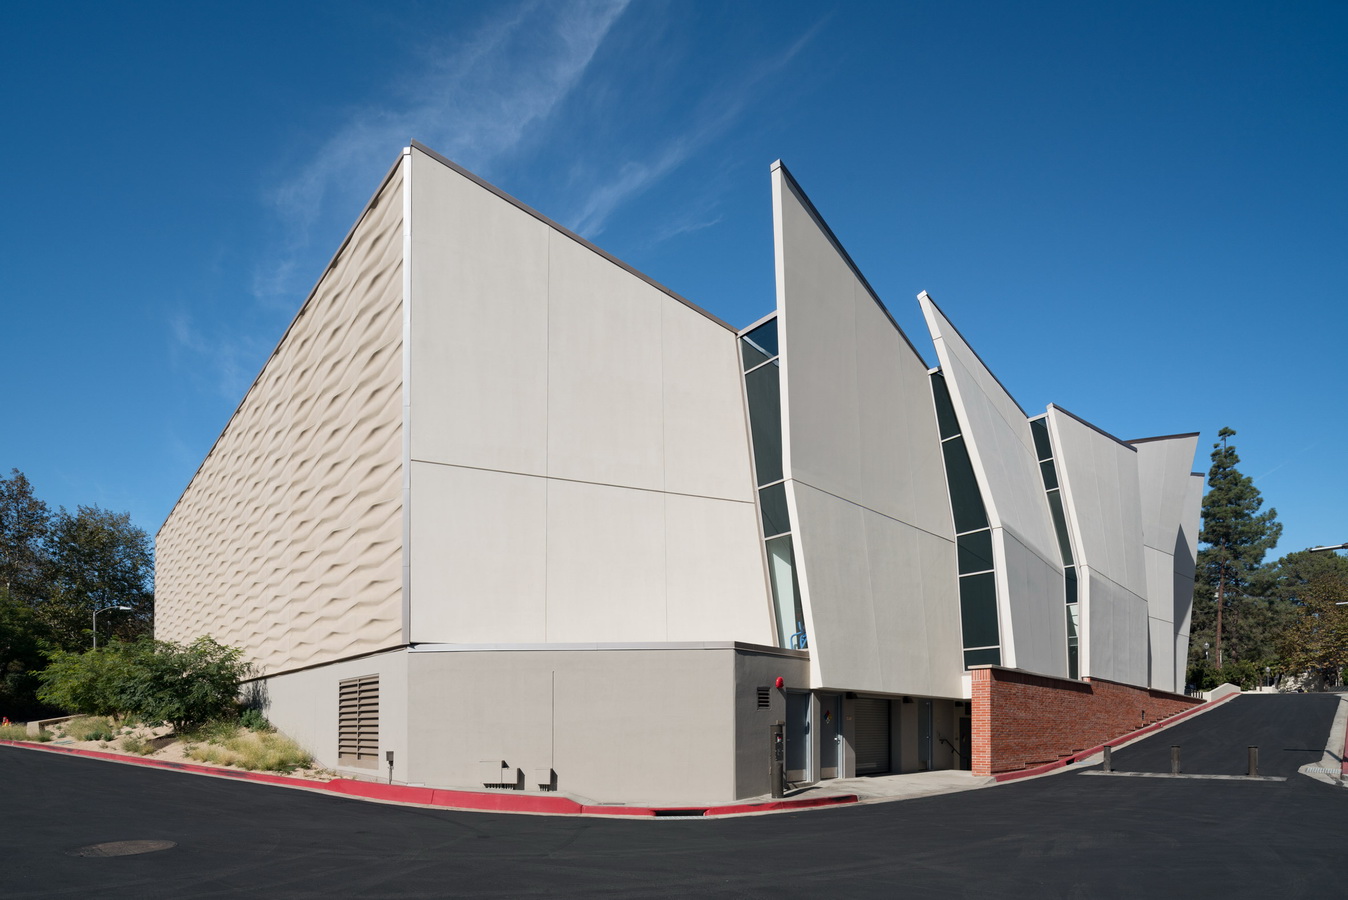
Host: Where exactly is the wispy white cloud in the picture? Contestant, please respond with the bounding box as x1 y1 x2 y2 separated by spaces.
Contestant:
564 17 826 239
169 310 273 403
256 0 630 304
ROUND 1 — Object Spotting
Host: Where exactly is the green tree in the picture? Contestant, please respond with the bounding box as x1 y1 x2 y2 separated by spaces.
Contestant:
42 505 154 650
1190 427 1282 669
1277 570 1348 688
35 644 136 718
0 469 52 606
0 585 55 720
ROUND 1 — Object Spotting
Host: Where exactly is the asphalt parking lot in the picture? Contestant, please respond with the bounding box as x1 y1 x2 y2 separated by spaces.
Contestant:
4 694 1344 899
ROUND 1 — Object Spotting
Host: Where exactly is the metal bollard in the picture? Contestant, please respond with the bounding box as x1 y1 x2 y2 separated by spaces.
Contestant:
1171 745 1181 776
1102 745 1112 773
1248 746 1258 777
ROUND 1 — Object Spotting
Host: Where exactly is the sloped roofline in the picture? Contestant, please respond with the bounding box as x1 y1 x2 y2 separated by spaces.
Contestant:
411 141 734 332
158 142 739 539
1126 431 1201 445
921 290 1030 418
771 159 927 363
1047 403 1137 452
157 149 409 539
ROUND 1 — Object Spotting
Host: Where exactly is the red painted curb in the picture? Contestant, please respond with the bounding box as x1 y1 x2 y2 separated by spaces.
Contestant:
0 739 857 817
991 691 1239 783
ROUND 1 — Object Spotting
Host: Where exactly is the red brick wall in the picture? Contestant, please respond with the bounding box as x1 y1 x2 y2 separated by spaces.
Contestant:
969 667 1202 775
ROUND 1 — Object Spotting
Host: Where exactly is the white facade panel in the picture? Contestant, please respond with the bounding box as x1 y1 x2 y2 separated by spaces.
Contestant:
773 168 949 535
920 294 1067 680
408 462 547 643
1048 408 1148 599
544 479 667 642
998 530 1069 676
660 299 757 502
1080 569 1150 686
791 482 964 698
664 493 775 643
920 297 1059 559
404 148 769 652
407 147 550 477
1148 615 1176 693
546 230 665 492
771 165 961 697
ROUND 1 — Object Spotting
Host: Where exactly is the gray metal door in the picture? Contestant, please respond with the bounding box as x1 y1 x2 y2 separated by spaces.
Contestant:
785 691 810 782
853 697 891 775
818 693 841 779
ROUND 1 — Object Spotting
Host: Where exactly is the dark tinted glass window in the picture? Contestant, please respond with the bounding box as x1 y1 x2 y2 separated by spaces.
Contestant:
742 318 779 360
1029 417 1053 462
741 339 771 371
959 572 999 649
758 482 791 538
1064 566 1078 605
1046 490 1074 566
964 647 1001 667
942 437 989 533
930 373 962 440
1039 460 1058 490
957 529 994 574
745 364 783 485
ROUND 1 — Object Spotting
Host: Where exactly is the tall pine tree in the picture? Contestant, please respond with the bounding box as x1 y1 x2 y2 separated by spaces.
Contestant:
1192 427 1281 669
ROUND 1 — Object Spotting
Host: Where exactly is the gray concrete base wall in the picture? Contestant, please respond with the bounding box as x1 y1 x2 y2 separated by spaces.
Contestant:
407 646 802 806
733 650 811 797
255 649 409 781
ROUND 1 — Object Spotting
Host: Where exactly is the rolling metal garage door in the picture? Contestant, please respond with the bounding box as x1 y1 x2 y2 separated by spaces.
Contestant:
853 697 891 775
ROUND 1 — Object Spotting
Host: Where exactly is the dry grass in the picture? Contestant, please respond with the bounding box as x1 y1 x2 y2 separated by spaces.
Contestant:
120 733 157 755
61 716 118 742
184 727 314 774
0 723 44 741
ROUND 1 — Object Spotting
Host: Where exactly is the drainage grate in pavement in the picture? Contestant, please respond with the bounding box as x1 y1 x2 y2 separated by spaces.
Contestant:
66 840 177 858
1303 766 1344 775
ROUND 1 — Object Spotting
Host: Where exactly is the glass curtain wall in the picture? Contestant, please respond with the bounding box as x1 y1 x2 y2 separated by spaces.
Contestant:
930 373 1001 667
740 318 807 649
1029 417 1079 678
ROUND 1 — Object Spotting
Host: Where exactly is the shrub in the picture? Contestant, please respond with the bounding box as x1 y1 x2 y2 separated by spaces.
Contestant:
37 637 253 733
239 707 271 732
36 648 136 718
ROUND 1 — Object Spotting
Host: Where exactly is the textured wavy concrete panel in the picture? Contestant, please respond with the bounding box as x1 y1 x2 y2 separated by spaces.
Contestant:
157 164 405 674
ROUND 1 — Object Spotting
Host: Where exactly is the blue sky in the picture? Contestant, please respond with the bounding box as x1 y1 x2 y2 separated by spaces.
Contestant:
2 1 1344 559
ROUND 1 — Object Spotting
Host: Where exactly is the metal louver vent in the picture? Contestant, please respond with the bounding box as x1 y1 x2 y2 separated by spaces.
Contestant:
757 686 771 709
338 675 379 768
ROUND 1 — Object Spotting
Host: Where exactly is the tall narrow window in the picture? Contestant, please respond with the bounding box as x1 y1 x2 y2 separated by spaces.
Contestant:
1030 417 1079 679
931 372 1000 667
740 317 806 650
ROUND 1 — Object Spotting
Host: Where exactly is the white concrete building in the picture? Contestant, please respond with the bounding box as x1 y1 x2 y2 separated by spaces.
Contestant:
156 143 1202 803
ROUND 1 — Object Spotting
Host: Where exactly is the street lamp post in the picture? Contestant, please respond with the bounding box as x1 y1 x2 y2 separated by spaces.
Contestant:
1307 543 1348 604
92 603 132 650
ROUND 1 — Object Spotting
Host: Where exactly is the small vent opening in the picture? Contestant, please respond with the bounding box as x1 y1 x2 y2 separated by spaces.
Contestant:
338 674 380 768
756 686 771 709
